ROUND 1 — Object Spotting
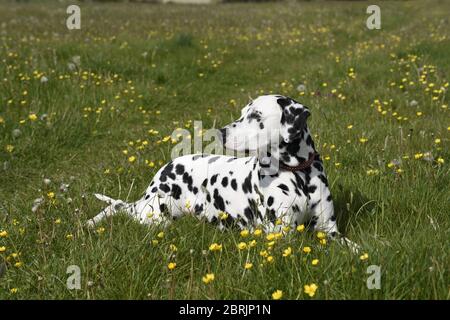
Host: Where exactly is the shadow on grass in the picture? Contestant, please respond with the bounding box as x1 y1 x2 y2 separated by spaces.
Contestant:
333 184 375 235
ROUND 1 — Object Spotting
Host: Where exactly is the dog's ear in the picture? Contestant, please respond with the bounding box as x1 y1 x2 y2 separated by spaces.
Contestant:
279 99 310 143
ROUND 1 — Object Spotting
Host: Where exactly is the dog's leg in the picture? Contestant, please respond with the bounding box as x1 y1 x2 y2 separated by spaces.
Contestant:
86 194 129 227
308 187 360 253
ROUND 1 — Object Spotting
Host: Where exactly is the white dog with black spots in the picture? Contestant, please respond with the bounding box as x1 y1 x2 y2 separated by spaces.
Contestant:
89 94 359 252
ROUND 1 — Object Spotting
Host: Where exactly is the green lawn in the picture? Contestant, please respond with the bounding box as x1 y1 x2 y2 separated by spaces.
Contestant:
0 0 449 299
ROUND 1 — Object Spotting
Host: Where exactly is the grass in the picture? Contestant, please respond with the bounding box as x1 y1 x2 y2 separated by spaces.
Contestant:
0 0 449 300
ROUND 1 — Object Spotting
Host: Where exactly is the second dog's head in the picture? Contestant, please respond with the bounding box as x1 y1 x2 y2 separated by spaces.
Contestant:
220 95 311 153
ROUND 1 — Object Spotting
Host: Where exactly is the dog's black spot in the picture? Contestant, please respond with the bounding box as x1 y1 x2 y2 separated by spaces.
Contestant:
259 122 264 130
330 215 336 221
213 189 225 211
318 174 329 187
243 206 254 222
182 172 194 191
175 164 185 175
159 203 167 213
314 162 323 172
194 204 204 215
193 187 198 194
221 177 228 187
159 183 170 193
307 185 317 194
326 194 332 202
277 97 291 109
242 172 253 194
231 179 238 191
202 178 208 188
210 174 219 185
267 196 274 207
171 184 182 200
206 194 211 202
159 162 176 182
145 194 150 200
277 184 289 192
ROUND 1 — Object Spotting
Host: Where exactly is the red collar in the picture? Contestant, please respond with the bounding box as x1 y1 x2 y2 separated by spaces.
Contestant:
279 152 317 172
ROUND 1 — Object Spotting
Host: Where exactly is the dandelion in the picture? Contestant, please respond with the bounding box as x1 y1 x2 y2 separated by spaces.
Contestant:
237 242 247 250
304 283 318 297
240 229 250 238
282 247 292 257
296 224 305 232
272 290 283 300
202 273 215 284
303 246 311 254
167 262 177 270
209 243 222 252
312 259 319 266
244 262 253 270
360 253 369 261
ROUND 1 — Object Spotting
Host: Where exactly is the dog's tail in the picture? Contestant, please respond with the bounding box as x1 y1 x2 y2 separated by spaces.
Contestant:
86 193 130 228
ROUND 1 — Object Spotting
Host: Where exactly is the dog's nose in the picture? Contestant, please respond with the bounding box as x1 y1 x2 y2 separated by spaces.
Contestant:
218 128 227 145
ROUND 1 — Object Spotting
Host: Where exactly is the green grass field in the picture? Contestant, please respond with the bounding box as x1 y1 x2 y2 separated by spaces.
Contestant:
0 0 449 299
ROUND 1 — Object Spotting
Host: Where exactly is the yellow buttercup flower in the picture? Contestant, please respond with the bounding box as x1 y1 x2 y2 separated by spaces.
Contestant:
167 262 177 270
0 246 6 253
202 273 215 284
312 259 319 266
237 242 247 250
128 156 136 163
302 246 311 254
253 229 262 236
316 232 326 239
0 230 7 237
240 229 250 238
272 290 283 300
360 253 369 261
169 244 178 252
244 262 253 270
209 243 222 251
28 113 38 121
304 283 318 297
282 247 292 257
266 256 274 263
296 224 305 232
157 231 164 239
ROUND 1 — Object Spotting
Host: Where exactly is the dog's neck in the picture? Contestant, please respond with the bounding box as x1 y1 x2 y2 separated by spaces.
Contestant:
257 128 317 173
278 128 316 167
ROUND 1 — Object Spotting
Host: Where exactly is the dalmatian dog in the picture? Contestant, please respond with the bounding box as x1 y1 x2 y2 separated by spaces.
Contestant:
88 94 359 251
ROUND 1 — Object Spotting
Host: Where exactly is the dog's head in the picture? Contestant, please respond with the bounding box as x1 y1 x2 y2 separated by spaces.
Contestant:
220 95 311 152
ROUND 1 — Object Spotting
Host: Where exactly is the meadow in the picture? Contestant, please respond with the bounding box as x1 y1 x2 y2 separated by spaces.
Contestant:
0 0 449 299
